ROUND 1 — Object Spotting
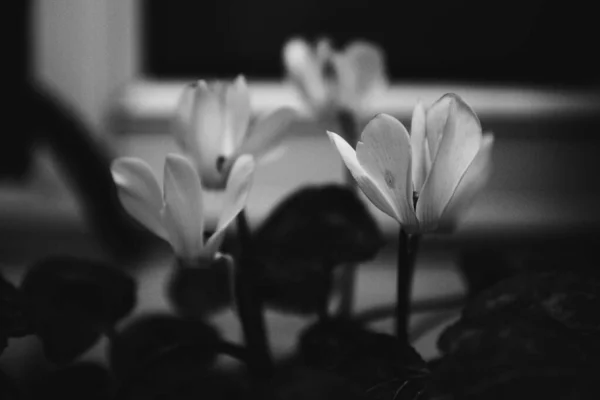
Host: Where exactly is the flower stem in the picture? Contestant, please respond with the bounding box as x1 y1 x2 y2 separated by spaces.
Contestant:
234 209 273 385
395 228 420 342
335 108 359 317
218 340 248 363
354 293 465 324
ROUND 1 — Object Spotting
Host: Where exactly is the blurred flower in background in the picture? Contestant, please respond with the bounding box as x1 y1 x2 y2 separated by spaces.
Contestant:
283 37 387 116
328 94 494 234
172 76 297 189
111 153 255 263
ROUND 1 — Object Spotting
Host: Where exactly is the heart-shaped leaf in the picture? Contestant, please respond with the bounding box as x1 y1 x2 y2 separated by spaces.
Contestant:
428 361 598 400
28 362 111 400
166 256 233 319
298 318 429 398
438 313 600 366
269 365 364 400
458 249 518 300
1 273 32 356
108 313 221 383
460 270 600 333
432 267 600 400
0 368 21 400
20 256 136 364
253 184 384 315
115 366 246 400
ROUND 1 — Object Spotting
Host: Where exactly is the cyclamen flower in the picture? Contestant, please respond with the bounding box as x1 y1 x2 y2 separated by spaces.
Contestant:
173 76 297 189
111 153 255 262
327 94 494 234
282 37 387 114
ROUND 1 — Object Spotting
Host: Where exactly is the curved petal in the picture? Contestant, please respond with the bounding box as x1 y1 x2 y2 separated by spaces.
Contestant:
111 157 167 240
327 130 400 223
425 94 454 160
236 107 298 161
191 81 228 189
172 82 197 153
356 114 419 232
416 94 483 232
438 133 494 232
410 101 430 192
162 154 205 260
223 75 251 156
203 155 256 258
339 40 387 99
282 37 328 107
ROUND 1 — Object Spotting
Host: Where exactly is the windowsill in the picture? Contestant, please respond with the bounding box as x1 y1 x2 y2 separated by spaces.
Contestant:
113 79 600 134
2 80 600 258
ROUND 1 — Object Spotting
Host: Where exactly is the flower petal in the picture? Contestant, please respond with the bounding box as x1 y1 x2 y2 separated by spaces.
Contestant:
425 94 454 161
162 154 205 260
356 114 419 232
438 133 494 232
326 130 399 223
410 101 430 192
191 81 228 188
236 107 298 161
282 37 328 107
111 157 167 240
416 94 483 232
172 82 197 153
338 40 387 100
222 75 251 156
203 155 256 258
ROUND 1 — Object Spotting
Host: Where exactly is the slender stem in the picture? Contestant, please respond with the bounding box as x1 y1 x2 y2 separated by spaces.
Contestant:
395 229 420 342
336 108 359 317
218 340 248 363
354 293 466 324
234 210 273 385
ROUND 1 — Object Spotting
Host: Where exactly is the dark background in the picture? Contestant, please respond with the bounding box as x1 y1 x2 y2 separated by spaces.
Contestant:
143 0 599 87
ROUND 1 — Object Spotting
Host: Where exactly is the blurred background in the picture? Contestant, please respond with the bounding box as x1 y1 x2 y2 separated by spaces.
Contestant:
2 0 600 379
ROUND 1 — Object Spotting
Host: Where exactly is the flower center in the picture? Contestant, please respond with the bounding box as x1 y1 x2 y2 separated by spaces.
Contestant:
216 156 227 172
323 60 336 80
384 170 395 189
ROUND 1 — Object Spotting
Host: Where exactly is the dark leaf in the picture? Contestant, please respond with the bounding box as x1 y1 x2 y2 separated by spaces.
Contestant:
254 184 384 315
437 313 600 366
28 362 111 400
458 249 517 300
460 270 600 333
1 273 32 356
428 358 599 400
255 184 383 265
270 366 365 400
431 268 600 400
166 256 233 319
257 256 334 316
0 369 21 400
108 313 221 382
116 366 245 400
21 256 136 364
298 318 429 399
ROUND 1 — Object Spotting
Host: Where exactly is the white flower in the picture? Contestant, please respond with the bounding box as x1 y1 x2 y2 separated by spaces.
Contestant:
327 94 494 234
111 153 255 262
283 37 387 114
173 76 297 189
